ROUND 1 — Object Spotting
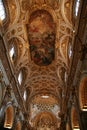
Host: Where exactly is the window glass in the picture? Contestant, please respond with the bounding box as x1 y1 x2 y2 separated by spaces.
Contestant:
68 43 72 59
41 95 49 99
18 71 23 85
0 0 6 20
9 45 15 61
75 0 80 17
23 90 27 101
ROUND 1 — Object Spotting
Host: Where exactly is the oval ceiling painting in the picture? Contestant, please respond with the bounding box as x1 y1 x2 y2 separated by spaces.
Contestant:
28 10 56 66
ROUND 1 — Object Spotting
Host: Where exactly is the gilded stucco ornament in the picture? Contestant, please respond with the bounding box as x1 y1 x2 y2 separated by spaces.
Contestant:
2 0 74 129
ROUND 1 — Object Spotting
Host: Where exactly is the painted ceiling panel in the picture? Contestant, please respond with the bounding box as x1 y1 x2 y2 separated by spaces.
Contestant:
28 10 55 66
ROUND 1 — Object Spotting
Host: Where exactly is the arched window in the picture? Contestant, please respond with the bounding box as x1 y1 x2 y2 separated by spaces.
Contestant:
9 38 22 65
9 45 15 62
17 68 27 86
4 105 14 129
74 0 80 17
18 71 23 85
9 39 18 64
71 106 80 130
23 90 27 101
79 77 87 111
68 42 72 59
0 0 6 20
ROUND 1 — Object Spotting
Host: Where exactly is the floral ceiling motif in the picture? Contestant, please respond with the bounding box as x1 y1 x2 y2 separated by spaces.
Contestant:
28 10 55 66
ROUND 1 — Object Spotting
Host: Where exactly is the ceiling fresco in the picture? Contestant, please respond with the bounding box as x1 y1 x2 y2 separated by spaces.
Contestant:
28 10 55 66
2 0 74 129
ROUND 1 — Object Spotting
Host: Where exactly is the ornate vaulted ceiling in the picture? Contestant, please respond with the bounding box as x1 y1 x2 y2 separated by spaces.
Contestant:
2 0 75 129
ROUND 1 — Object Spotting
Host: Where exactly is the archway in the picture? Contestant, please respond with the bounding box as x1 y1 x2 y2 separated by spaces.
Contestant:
4 105 14 129
32 111 57 130
71 106 80 130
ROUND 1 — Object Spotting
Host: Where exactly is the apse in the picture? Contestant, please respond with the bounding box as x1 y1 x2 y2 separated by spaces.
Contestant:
28 10 56 66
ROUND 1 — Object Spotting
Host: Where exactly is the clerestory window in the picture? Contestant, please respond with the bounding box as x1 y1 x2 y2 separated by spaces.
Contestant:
9 45 15 62
75 0 80 17
23 90 27 101
18 71 23 85
0 0 6 20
